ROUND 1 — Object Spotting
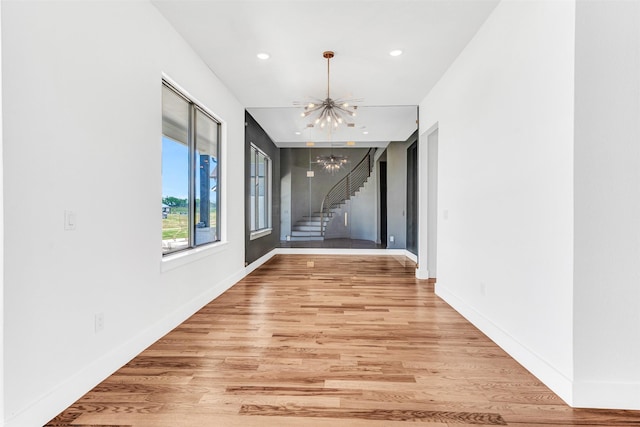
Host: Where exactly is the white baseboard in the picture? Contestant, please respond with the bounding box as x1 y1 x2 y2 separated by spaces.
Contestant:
273 247 410 256
573 380 640 410
404 251 417 263
5 268 245 427
434 283 574 407
415 266 429 279
244 249 277 276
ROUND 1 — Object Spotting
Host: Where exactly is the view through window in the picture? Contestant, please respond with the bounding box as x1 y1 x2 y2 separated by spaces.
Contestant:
162 81 220 255
250 144 270 234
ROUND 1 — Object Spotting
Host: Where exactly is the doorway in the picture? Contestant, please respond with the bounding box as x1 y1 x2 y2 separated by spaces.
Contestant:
380 161 387 246
406 141 418 255
427 128 438 278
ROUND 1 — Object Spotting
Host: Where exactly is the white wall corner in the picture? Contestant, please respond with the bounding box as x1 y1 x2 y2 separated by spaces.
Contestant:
435 284 574 406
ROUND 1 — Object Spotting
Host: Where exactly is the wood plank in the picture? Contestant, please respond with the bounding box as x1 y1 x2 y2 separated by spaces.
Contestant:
239 404 508 425
46 255 640 427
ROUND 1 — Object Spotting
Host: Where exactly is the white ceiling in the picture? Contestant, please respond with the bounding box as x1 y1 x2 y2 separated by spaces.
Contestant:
152 0 499 146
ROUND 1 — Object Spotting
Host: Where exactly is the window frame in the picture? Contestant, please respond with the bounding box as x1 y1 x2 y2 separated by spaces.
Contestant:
249 143 272 240
162 79 221 256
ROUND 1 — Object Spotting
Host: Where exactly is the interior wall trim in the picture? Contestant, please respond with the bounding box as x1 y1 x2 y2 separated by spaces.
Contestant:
273 248 411 257
573 381 640 411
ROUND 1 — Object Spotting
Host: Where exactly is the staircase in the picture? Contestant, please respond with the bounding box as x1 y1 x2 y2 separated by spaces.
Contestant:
288 211 333 241
288 148 376 241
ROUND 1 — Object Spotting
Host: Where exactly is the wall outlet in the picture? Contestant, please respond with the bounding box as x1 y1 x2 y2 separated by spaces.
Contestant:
95 313 104 333
389 235 395 243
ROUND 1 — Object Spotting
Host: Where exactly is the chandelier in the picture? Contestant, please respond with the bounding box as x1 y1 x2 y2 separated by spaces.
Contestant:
300 51 357 129
315 153 349 174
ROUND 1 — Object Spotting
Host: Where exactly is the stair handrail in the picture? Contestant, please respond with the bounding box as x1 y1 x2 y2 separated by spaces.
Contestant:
320 148 376 236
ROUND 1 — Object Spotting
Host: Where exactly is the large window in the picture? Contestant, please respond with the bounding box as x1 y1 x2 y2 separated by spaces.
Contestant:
162 81 220 255
249 144 271 237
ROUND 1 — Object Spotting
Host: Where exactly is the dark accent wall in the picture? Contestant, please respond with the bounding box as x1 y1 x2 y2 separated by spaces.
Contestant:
245 111 281 265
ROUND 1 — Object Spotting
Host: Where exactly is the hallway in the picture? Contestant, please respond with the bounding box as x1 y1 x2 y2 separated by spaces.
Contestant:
48 255 640 426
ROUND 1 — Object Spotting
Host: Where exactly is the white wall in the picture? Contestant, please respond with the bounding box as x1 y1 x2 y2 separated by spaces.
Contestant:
2 1 245 426
573 0 640 409
0 2 5 424
419 0 575 404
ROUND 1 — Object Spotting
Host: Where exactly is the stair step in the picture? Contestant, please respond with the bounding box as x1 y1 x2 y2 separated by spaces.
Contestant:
297 219 327 225
302 214 331 220
292 225 323 232
287 236 324 241
325 203 345 210
291 230 323 237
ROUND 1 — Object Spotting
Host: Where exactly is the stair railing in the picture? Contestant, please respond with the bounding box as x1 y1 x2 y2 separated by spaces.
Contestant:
319 148 376 236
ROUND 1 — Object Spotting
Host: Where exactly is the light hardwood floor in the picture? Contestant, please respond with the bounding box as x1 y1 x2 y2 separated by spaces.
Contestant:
48 255 640 426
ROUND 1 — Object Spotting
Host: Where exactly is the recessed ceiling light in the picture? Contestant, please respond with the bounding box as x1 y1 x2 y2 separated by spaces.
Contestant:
363 131 369 135
295 131 301 135
257 52 270 60
346 141 356 146
306 142 315 146
390 49 403 57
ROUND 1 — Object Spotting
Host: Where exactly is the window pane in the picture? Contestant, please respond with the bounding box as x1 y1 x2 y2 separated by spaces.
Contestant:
162 85 190 254
257 153 267 230
249 145 271 234
250 147 257 231
194 108 219 246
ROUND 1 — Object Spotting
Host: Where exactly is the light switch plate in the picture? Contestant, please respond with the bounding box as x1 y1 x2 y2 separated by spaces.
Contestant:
64 210 77 231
